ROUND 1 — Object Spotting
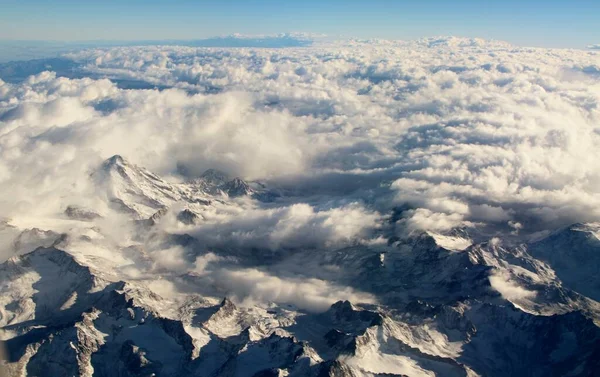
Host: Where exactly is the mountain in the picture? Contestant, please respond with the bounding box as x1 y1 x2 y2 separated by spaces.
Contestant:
91 155 197 219
193 168 273 199
528 223 600 302
1 156 600 377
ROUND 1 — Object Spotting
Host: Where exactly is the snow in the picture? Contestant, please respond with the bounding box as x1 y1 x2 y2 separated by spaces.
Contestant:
1 37 600 376
429 233 473 251
343 352 436 376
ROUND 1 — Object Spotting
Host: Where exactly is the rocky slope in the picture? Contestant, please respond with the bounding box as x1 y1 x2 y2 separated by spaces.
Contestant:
1 156 599 377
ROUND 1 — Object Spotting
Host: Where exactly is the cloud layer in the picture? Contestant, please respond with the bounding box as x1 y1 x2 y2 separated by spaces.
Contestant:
1 37 600 240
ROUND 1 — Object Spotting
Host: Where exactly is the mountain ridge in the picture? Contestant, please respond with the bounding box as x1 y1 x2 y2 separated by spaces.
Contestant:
1 156 599 376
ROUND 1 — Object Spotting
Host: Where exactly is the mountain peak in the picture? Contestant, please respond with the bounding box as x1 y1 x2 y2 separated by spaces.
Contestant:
223 177 252 197
200 168 230 185
219 297 236 312
104 154 126 167
176 209 200 225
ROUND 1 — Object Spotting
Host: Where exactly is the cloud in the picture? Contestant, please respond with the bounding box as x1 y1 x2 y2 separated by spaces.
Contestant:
1 37 600 251
1 36 600 331
587 44 600 50
150 245 190 273
213 267 376 312
193 252 223 274
182 32 320 48
184 202 381 251
395 208 468 233
0 75 315 222
489 270 537 301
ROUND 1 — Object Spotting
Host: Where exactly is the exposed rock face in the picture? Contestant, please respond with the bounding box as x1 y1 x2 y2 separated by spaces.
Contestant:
222 178 252 198
65 205 102 221
177 209 201 225
195 169 255 198
119 340 163 377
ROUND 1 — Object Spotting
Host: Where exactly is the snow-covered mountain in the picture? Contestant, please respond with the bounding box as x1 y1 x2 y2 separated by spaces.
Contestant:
1 156 599 377
2 33 600 376
528 223 600 303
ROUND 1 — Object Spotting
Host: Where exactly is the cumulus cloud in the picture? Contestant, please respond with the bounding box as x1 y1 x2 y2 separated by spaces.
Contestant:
150 245 191 273
181 202 381 251
489 270 537 302
0 75 315 222
213 267 376 312
1 36 600 268
396 208 469 233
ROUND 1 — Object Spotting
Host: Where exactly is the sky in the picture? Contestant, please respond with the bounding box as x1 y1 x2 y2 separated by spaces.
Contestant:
0 0 598 48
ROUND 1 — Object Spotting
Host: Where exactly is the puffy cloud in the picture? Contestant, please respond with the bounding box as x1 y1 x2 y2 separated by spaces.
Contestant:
183 202 381 251
6 38 600 370
489 269 537 302
150 245 190 273
0 75 314 222
396 208 470 233
1 36 600 244
213 267 376 312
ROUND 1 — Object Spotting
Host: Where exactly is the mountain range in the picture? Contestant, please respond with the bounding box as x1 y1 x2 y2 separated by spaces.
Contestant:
1 155 599 376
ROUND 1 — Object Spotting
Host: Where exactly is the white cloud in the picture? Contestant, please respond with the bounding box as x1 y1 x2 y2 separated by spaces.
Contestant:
185 202 381 251
396 208 470 233
1 37 600 250
150 245 190 273
4 39 600 376
214 267 376 312
489 270 537 301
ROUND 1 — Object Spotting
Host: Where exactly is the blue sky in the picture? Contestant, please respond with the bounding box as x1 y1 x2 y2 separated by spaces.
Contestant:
0 0 598 48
